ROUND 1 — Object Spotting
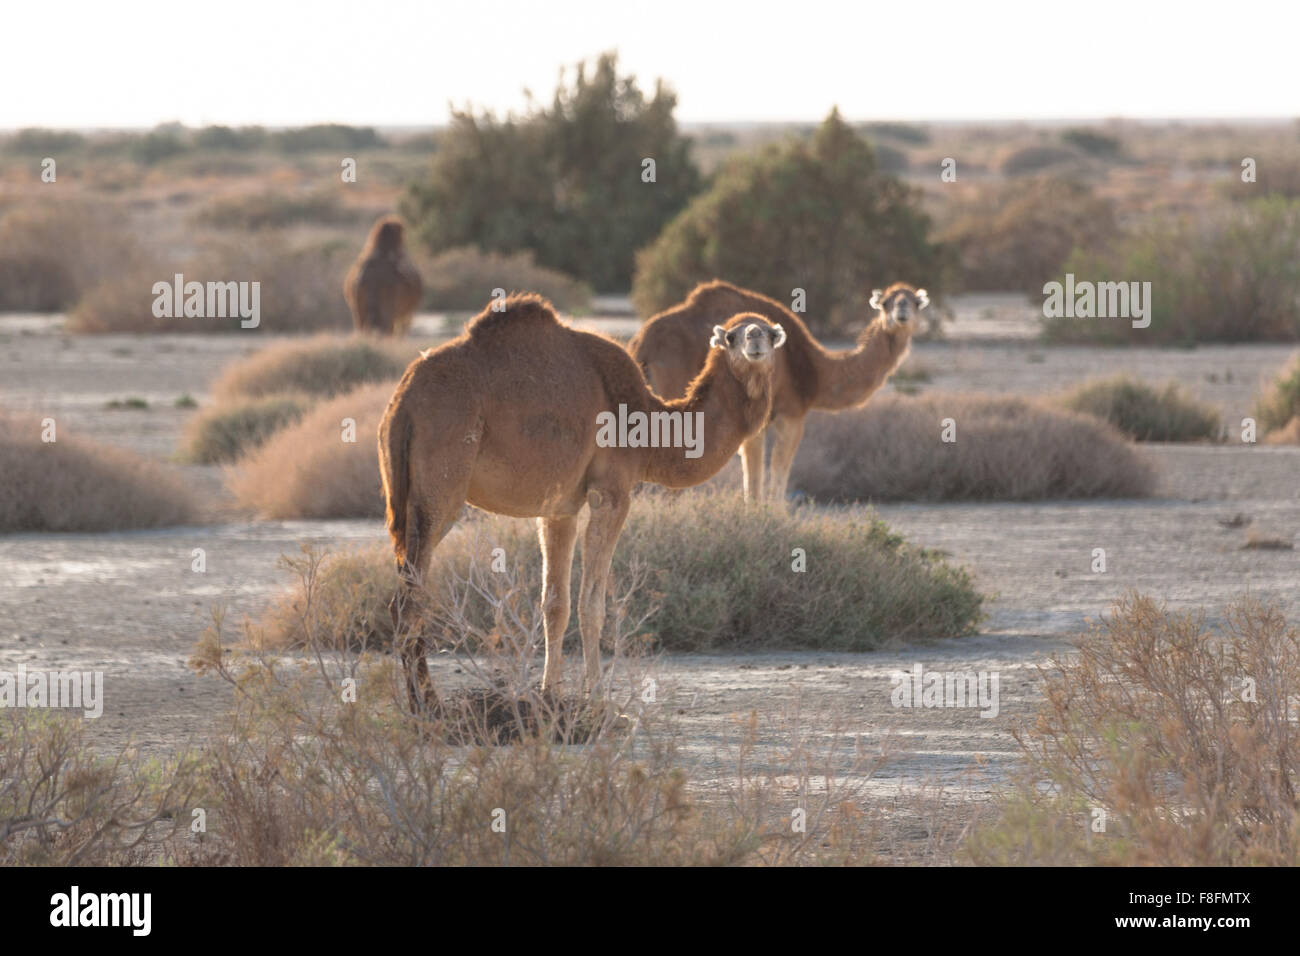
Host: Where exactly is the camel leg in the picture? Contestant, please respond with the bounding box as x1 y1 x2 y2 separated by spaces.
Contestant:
389 465 472 713
765 415 805 506
739 429 766 503
538 515 579 696
577 487 631 694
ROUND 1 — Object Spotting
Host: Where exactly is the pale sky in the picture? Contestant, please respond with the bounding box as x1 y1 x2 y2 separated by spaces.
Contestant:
3 0 1297 128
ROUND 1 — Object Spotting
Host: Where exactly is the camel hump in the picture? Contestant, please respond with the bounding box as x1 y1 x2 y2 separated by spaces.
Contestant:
688 278 744 299
466 292 562 339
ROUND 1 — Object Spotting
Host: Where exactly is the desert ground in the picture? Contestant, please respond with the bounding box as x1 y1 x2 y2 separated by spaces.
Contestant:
4 296 1297 854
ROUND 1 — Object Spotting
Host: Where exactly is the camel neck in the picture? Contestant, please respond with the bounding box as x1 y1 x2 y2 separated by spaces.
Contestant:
640 368 771 488
811 317 908 411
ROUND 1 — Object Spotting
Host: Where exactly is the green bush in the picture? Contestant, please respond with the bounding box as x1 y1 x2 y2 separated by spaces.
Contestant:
180 393 312 463
1060 127 1122 159
1045 197 1300 344
1 128 87 155
632 109 943 334
193 125 270 151
1061 376 1220 442
271 124 383 153
129 129 187 165
404 52 700 292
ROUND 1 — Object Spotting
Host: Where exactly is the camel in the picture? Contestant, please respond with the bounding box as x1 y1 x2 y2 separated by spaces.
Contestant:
343 216 423 336
378 293 786 709
629 280 926 504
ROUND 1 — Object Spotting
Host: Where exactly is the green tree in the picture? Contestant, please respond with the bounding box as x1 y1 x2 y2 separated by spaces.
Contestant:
404 52 700 292
631 109 942 332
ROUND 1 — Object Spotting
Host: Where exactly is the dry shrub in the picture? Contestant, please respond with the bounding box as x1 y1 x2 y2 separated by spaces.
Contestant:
0 711 199 865
791 392 1155 502
3 542 964 866
226 383 393 519
1255 352 1300 436
1242 527 1294 551
0 201 141 312
937 177 1119 294
180 393 312 464
997 144 1083 176
256 491 983 653
0 414 200 532
210 335 412 403
1223 157 1300 201
195 190 369 230
182 545 898 865
67 236 356 334
969 594 1300 865
417 246 592 313
1060 375 1221 442
1263 417 1300 445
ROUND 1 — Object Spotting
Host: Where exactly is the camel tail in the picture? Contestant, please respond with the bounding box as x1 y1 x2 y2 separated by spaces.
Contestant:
378 397 413 566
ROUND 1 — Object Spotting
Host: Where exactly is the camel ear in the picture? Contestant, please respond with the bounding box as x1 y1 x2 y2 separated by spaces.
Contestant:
710 325 728 349
771 324 786 348
869 289 883 310
916 289 930 309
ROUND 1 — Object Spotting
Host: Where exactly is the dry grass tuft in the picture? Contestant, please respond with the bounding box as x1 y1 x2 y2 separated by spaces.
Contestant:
791 392 1155 502
1255 352 1300 438
1242 527 1294 551
180 393 312 464
66 236 358 334
1060 375 1221 442
225 383 393 519
0 414 200 532
255 491 983 654
210 335 412 403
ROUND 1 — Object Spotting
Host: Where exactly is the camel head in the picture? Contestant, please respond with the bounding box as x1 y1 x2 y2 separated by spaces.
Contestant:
369 216 406 255
710 312 786 372
869 283 929 328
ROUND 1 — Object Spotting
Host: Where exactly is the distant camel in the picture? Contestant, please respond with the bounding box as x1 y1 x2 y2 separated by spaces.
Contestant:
343 216 423 336
378 293 786 709
629 280 925 503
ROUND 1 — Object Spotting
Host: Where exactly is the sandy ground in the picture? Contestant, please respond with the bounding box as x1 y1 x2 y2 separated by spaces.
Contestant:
3 299 1298 845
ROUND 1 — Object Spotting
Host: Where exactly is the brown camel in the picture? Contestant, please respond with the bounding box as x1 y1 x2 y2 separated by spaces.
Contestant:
343 216 423 336
378 293 786 708
629 280 926 503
